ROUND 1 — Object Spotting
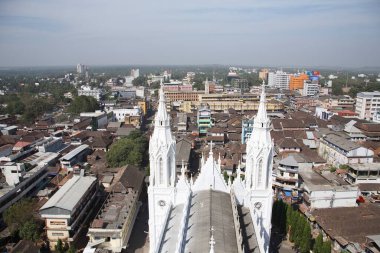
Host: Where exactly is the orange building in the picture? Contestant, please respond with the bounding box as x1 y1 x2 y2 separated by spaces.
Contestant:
289 74 309 90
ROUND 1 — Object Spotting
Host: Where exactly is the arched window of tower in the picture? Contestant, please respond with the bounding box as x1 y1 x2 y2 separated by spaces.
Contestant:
257 158 263 188
158 157 164 185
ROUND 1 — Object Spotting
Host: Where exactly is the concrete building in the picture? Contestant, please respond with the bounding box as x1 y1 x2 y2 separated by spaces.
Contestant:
80 111 108 130
318 133 374 166
302 81 319 96
346 163 380 184
274 155 302 191
241 118 254 144
60 145 91 171
86 166 144 252
112 106 142 127
197 104 212 135
355 91 380 121
267 70 290 89
39 175 99 250
78 86 104 101
300 169 359 210
289 73 309 90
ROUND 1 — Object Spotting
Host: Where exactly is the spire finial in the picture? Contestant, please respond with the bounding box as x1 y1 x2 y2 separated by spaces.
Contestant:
209 226 215 253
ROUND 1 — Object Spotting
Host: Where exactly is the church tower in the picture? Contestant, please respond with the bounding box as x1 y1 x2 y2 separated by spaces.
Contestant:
148 84 176 251
244 81 274 253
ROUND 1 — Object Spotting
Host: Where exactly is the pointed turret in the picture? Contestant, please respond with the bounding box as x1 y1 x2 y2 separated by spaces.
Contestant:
149 81 176 187
155 83 170 128
253 80 270 129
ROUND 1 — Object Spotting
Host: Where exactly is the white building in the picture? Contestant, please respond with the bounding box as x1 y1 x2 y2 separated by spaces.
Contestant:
300 170 359 210
77 64 86 74
147 83 274 253
355 91 380 121
267 70 290 89
112 107 141 122
318 133 374 167
40 175 99 250
78 86 104 101
346 163 380 184
0 162 26 186
302 81 319 96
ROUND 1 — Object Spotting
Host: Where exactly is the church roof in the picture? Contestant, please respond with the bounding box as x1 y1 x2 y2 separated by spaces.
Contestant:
184 190 239 253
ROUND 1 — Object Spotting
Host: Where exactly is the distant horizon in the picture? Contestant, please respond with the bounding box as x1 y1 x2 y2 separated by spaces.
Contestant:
1 0 379 68
0 63 379 73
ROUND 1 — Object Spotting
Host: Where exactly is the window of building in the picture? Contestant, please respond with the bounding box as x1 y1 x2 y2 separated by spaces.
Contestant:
52 232 64 236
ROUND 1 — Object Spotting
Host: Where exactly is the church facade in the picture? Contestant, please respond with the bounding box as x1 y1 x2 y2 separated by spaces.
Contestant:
148 82 274 253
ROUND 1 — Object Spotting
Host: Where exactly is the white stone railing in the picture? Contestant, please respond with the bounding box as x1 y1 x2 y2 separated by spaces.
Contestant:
175 192 191 253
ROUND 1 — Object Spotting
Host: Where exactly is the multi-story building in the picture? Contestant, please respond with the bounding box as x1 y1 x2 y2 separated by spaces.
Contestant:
300 169 359 210
199 93 284 112
318 133 374 167
60 144 91 171
267 70 290 89
112 107 141 123
80 111 108 130
39 175 99 250
329 95 356 110
346 163 380 184
164 91 202 103
302 81 319 96
289 73 309 90
355 91 380 121
241 118 253 144
274 155 302 192
291 97 318 110
197 104 212 135
86 166 144 252
78 86 104 101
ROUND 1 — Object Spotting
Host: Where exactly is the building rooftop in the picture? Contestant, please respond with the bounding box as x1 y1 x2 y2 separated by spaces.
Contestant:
349 163 380 171
300 169 356 192
312 203 380 244
60 144 89 161
40 175 97 213
323 133 361 152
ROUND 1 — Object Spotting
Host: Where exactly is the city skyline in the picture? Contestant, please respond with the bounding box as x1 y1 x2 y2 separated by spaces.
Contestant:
0 0 379 68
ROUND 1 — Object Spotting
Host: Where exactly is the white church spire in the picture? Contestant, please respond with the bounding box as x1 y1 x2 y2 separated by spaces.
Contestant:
241 79 274 253
148 82 178 251
254 80 270 128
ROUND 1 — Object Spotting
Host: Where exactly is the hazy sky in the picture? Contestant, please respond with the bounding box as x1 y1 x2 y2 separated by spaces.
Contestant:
0 0 379 68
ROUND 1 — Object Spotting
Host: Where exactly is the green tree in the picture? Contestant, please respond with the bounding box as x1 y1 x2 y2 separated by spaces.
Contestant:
55 239 65 253
68 95 99 114
132 76 148 86
106 130 148 167
314 233 324 253
322 240 332 253
19 220 40 242
3 198 36 235
300 221 311 253
67 245 77 253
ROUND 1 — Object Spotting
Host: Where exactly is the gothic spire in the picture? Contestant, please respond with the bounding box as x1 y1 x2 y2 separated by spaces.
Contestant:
254 80 270 128
155 81 170 127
